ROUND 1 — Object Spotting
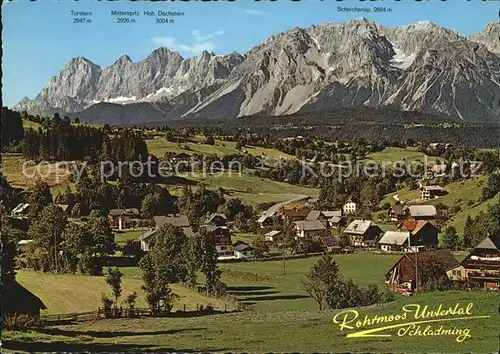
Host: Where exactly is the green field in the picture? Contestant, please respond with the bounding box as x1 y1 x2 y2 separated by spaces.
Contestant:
114 229 144 245
146 137 295 161
15 270 235 314
185 171 319 205
366 147 438 165
22 119 42 130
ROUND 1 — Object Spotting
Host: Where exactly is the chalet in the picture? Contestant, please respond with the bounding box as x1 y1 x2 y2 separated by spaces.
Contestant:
233 241 255 259
378 231 411 252
407 205 437 220
385 250 459 291
108 208 140 230
446 235 500 290
343 199 357 214
203 225 233 257
11 203 29 218
344 220 383 247
294 220 327 238
389 204 409 221
420 185 445 200
265 230 282 242
397 220 440 249
257 214 274 228
200 213 233 256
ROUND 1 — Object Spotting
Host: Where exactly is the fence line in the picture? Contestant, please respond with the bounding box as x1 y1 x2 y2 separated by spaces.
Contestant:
40 303 242 323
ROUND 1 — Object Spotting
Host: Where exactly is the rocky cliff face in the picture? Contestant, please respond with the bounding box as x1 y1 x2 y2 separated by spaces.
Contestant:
14 20 500 124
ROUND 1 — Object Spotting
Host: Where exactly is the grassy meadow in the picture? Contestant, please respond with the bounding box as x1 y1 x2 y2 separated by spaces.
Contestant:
6 259 499 353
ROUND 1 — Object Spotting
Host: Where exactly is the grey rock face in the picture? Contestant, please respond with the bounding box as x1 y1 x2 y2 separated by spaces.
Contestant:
14 20 500 123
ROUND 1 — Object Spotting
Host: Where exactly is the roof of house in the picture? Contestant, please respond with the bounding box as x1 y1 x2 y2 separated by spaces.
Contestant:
475 235 500 251
109 208 140 217
203 225 229 233
315 235 340 248
430 165 447 174
386 249 460 277
279 208 311 218
234 242 254 252
321 210 342 218
408 205 437 218
153 214 190 228
136 229 158 242
329 216 345 224
379 231 410 246
392 204 409 216
421 185 444 192
265 230 282 237
257 214 272 223
306 210 322 221
401 220 439 234
294 220 326 232
204 213 227 224
404 250 459 270
344 220 381 235
57 204 70 212
12 203 29 214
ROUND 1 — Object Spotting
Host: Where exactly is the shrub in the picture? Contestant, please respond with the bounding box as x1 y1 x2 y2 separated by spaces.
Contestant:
101 294 114 318
3 313 44 329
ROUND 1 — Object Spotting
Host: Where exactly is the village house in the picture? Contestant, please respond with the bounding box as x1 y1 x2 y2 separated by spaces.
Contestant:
389 204 409 222
420 185 446 200
315 235 342 253
233 241 255 259
108 208 140 230
200 213 233 257
343 220 383 247
11 203 30 218
342 199 357 214
306 210 342 222
264 230 282 242
385 250 459 292
294 220 327 239
446 235 500 290
257 213 274 228
397 220 440 249
378 231 411 252
328 215 347 229
137 214 193 251
278 207 312 222
407 205 437 220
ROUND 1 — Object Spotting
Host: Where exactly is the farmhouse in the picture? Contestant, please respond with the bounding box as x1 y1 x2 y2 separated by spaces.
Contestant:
138 214 194 251
342 199 357 214
315 235 342 253
407 205 437 220
108 208 140 230
344 220 382 247
233 241 255 259
389 204 408 221
397 220 440 249
328 215 347 228
446 235 500 290
294 220 327 238
378 231 411 252
420 185 445 200
385 250 459 291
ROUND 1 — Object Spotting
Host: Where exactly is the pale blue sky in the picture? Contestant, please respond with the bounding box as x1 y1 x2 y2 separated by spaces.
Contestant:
2 0 498 107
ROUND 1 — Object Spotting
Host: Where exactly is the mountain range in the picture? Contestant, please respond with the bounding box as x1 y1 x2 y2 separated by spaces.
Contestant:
14 19 500 125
